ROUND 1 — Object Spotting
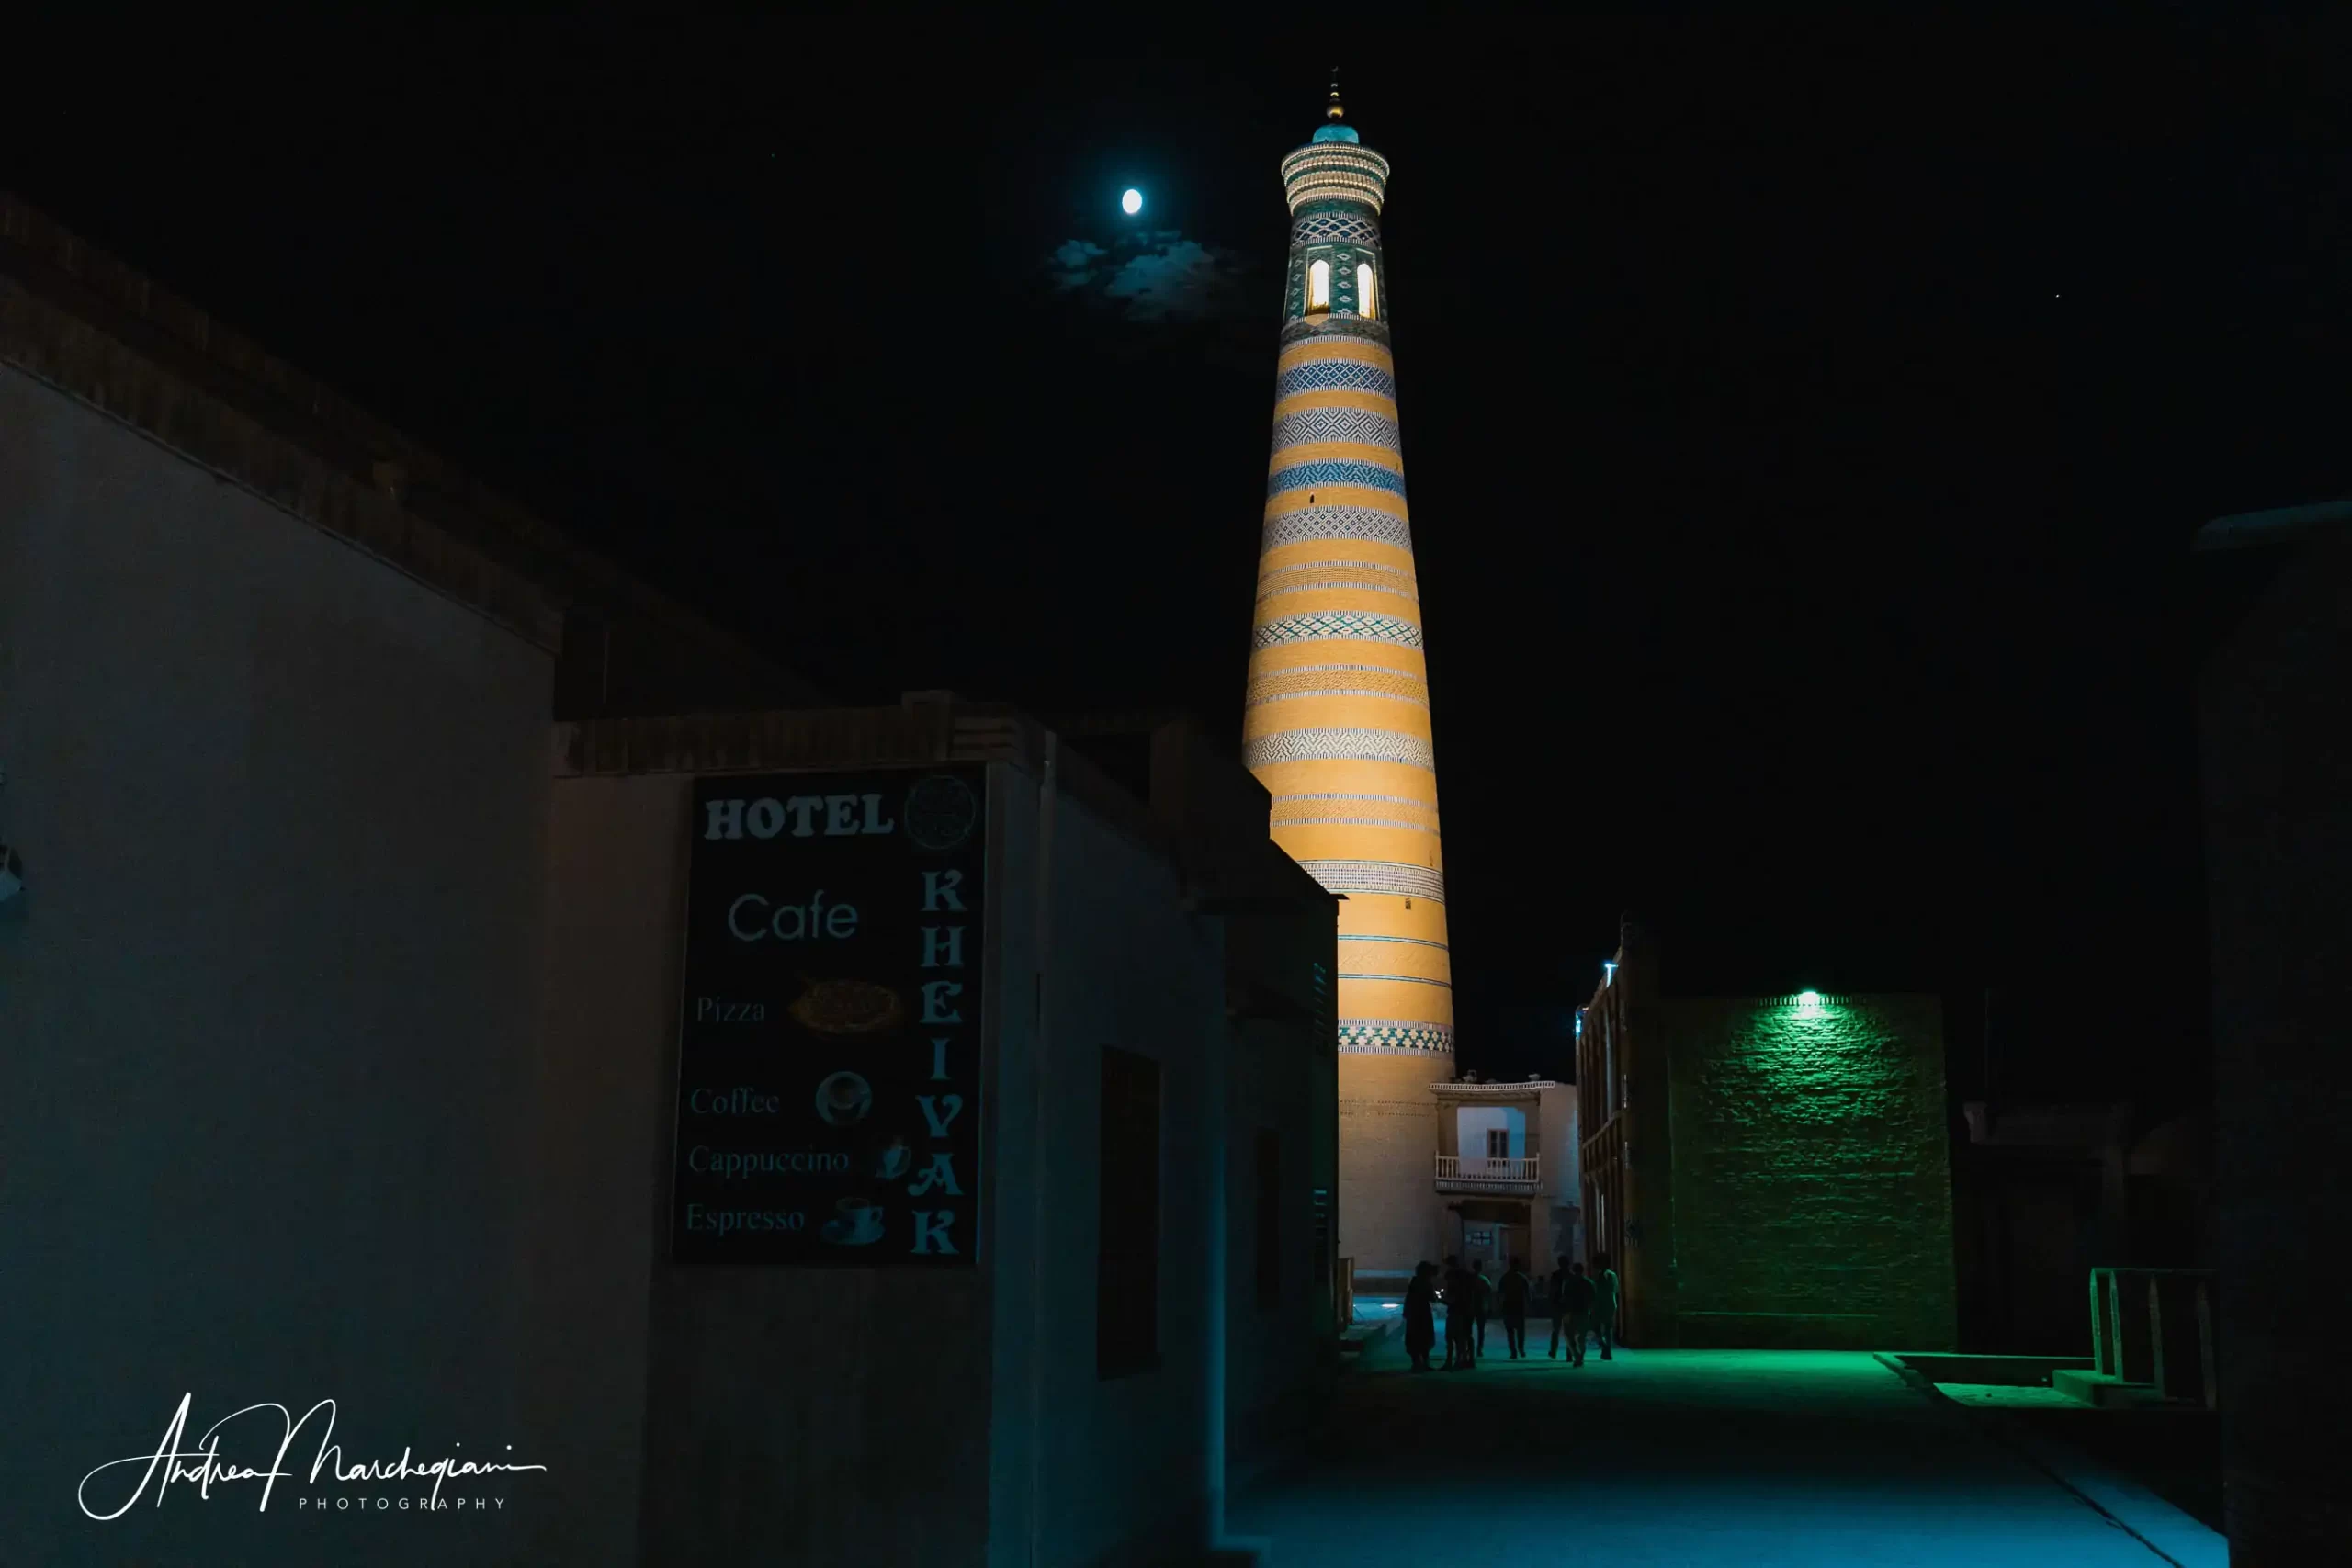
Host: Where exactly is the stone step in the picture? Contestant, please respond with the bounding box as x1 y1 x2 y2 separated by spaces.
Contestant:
2052 1369 2169 1409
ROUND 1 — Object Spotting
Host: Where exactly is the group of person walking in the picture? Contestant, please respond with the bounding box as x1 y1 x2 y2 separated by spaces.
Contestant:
1401 1252 1619 1372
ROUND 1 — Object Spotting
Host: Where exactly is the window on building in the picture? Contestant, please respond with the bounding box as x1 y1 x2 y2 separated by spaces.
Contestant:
1486 1127 1510 1160
1255 1128 1282 1312
1307 258 1331 313
1357 261 1376 319
1097 1047 1162 1378
1310 1185 1331 1293
1605 1016 1617 1114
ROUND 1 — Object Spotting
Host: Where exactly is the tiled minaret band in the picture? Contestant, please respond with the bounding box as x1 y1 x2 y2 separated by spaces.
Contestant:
1244 86 1453 1063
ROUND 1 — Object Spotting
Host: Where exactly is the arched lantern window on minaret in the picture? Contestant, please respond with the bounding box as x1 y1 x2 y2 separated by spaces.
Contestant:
1245 75 1454 1280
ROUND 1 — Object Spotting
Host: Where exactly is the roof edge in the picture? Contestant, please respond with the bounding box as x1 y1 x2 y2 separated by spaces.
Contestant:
0 274 563 649
2195 499 2352 552
0 192 817 694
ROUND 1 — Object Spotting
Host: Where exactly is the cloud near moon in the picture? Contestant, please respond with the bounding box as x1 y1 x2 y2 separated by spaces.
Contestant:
1046 231 1252 325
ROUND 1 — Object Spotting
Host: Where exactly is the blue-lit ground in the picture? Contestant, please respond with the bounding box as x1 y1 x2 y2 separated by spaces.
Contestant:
1233 1330 2222 1565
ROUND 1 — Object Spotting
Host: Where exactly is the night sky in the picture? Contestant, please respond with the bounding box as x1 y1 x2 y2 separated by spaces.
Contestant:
9 18 2346 1099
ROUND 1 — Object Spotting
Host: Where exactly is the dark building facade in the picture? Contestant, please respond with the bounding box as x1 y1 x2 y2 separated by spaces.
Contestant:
2197 501 2352 1562
0 197 1336 1565
542 706 1337 1565
1950 1099 2216 1355
1576 921 1959 1350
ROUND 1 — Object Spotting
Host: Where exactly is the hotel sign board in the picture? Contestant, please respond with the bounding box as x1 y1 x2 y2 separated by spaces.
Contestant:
670 767 987 1266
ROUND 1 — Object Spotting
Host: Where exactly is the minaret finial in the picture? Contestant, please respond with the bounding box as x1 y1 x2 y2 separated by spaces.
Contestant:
1326 67 1344 121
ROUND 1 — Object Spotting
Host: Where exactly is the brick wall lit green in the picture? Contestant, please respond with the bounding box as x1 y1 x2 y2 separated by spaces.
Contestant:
1668 995 1958 1350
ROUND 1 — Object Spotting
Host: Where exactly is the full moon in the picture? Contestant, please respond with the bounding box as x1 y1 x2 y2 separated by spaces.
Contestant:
1121 188 1142 215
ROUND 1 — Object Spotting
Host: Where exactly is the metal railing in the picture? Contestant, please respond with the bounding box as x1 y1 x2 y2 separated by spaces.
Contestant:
1434 1155 1541 1184
2090 1267 2219 1409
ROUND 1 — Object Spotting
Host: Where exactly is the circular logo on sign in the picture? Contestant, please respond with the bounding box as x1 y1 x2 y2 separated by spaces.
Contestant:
815 1071 873 1126
903 773 978 852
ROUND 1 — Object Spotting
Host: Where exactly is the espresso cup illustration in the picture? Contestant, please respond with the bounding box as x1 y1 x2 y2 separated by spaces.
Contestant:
815 1071 873 1127
826 1196 884 1246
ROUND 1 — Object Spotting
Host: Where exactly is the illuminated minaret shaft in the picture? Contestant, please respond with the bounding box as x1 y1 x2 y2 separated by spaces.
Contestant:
1245 82 1452 1272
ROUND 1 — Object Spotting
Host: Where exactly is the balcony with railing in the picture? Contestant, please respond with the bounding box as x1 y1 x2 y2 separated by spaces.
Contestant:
1434 1154 1541 1193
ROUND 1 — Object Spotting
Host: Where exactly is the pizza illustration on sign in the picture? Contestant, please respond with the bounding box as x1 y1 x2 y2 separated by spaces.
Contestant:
789 977 905 1035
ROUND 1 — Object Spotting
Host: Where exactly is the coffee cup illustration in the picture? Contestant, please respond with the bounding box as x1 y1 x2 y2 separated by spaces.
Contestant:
815 1071 872 1127
822 1196 884 1246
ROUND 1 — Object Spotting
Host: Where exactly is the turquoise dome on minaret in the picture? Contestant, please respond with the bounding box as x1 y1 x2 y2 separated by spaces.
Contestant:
1313 123 1359 144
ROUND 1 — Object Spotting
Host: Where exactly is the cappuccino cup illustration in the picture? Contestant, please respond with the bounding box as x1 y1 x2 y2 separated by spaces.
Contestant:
815 1071 873 1127
823 1197 884 1246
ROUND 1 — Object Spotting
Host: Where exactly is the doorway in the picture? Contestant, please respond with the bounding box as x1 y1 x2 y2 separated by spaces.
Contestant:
1455 1202 1530 1272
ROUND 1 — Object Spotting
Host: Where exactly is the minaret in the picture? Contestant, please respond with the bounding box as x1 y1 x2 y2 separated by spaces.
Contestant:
1244 79 1452 1275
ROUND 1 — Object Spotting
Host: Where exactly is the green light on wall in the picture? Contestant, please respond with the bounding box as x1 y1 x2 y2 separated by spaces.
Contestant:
1794 989 1827 1019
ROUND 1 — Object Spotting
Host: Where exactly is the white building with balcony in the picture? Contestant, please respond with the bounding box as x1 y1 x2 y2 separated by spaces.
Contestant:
1431 1077 1581 1279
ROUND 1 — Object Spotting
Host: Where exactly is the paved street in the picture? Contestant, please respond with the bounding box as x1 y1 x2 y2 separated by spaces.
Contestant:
1231 1331 2216 1566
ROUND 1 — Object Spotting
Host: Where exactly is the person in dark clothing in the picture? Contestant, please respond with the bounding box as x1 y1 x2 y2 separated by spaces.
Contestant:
1442 1256 1478 1370
1437 1254 1454 1370
1472 1262 1495 1354
1498 1257 1532 1359
1590 1250 1621 1360
1403 1261 1438 1371
1551 1259 1595 1363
